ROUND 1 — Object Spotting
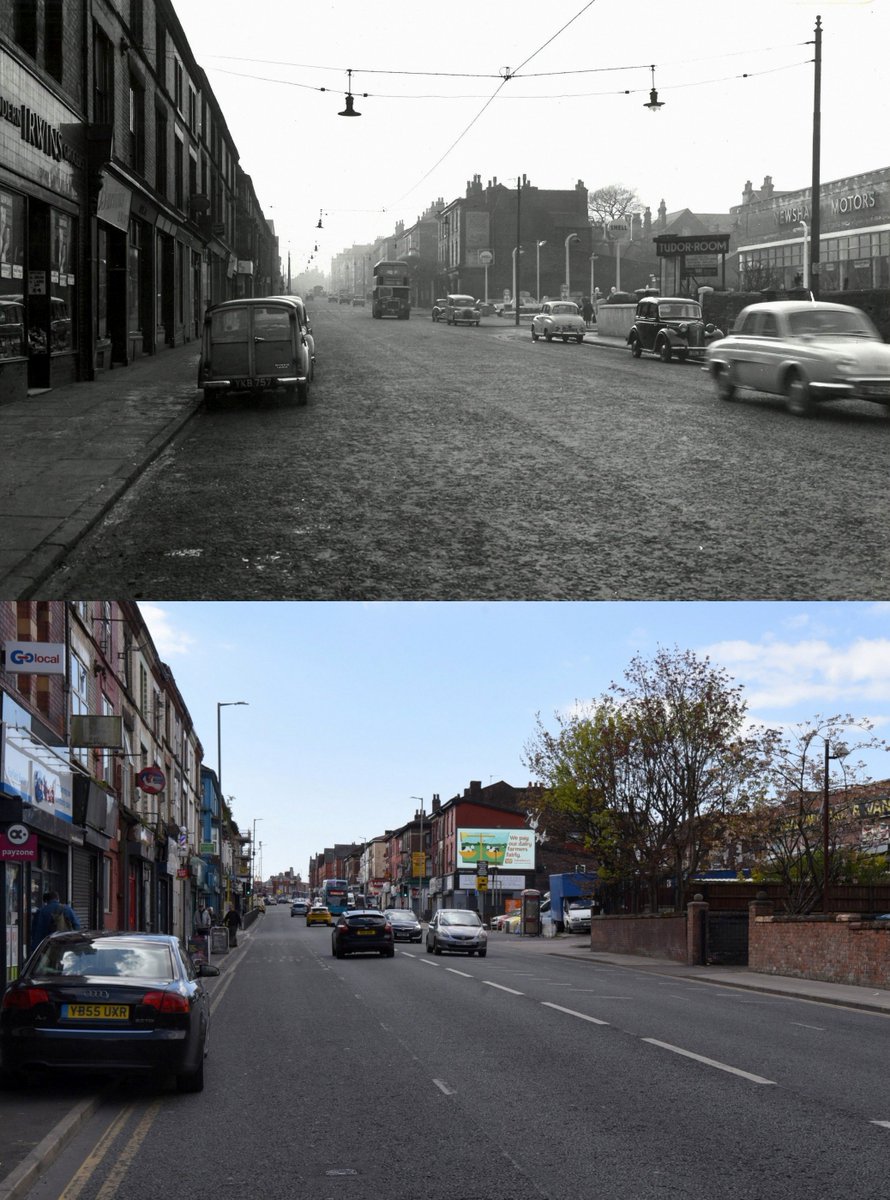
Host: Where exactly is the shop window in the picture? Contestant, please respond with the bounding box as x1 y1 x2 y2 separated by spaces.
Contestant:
0 188 27 361
45 0 63 80
50 210 75 354
173 58 184 112
13 0 37 57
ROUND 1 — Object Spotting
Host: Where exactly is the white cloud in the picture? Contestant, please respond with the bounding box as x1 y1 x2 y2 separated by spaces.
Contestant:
139 605 195 660
703 636 890 714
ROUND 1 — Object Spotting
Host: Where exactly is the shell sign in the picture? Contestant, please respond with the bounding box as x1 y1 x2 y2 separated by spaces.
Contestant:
457 828 535 870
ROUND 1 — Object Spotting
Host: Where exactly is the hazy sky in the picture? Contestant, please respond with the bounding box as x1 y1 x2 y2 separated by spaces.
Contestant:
139 601 890 880
169 0 883 275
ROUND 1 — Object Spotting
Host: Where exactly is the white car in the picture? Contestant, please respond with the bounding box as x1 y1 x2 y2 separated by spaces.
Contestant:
704 300 890 416
563 901 592 933
531 301 586 344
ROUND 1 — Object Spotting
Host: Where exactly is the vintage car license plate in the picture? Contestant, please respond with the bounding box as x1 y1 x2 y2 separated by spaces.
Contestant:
232 378 271 390
63 1003 130 1020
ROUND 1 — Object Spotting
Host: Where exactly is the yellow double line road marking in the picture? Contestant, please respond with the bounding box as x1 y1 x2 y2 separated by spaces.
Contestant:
58 1099 162 1200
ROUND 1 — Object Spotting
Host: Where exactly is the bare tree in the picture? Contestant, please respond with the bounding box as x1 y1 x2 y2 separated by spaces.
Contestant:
588 184 643 231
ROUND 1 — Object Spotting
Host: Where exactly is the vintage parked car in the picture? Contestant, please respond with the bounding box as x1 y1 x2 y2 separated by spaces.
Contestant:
444 295 481 326
431 298 448 322
496 299 542 319
704 300 890 416
627 296 723 362
531 301 586 344
198 296 314 404
0 932 219 1091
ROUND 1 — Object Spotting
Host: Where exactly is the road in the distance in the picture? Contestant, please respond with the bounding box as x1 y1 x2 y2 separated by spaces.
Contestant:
24 910 890 1200
42 304 890 599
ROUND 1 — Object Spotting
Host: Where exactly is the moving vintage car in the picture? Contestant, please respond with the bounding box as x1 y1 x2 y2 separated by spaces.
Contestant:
531 301 586 344
627 296 723 362
444 295 481 326
704 300 890 416
198 296 315 404
431 297 448 322
0 932 219 1092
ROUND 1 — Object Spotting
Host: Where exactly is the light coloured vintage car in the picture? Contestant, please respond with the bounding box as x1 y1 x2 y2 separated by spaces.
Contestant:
704 300 890 416
531 301 586 344
444 294 481 326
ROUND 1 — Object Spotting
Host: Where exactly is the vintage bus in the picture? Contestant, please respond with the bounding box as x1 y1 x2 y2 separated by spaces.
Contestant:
371 260 411 320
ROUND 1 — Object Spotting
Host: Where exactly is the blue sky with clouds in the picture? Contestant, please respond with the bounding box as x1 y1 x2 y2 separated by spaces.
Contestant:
140 602 890 879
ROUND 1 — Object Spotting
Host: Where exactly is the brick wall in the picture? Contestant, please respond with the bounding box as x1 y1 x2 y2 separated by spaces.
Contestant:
589 913 687 962
749 910 890 988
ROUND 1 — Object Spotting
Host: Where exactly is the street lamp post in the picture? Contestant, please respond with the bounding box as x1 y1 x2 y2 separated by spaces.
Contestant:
251 818 263 907
511 248 524 318
589 254 598 304
797 221 809 292
216 701 248 798
564 233 579 299
536 240 547 302
822 739 847 914
410 797 424 919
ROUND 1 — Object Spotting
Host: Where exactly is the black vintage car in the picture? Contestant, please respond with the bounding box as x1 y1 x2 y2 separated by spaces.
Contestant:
627 297 723 363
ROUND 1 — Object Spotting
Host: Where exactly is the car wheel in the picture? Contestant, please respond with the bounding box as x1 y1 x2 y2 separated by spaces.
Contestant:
433 939 443 955
544 331 553 342
715 365 736 401
426 939 433 954
562 336 569 343
576 336 584 344
785 373 814 417
176 1054 205 1093
531 328 539 340
630 338 642 358
383 949 395 958
658 340 672 363
296 381 309 406
477 950 487 957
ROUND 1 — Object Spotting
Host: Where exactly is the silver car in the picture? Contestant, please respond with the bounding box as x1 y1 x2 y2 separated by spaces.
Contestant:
531 301 586 344
426 909 487 957
704 300 890 416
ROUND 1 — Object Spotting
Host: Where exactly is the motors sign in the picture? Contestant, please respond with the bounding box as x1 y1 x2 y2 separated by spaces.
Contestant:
3 642 65 675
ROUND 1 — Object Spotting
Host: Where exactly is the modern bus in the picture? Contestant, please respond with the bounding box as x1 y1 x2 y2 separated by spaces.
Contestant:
321 878 351 915
371 260 411 320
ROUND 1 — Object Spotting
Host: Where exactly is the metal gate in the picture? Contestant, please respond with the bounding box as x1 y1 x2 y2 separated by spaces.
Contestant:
70 848 94 930
705 912 749 965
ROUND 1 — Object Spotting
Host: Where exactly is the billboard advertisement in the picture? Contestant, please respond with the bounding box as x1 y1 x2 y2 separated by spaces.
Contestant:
456 828 535 870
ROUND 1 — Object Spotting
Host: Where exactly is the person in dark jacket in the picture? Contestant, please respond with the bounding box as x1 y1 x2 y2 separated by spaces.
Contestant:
222 904 242 947
30 890 80 953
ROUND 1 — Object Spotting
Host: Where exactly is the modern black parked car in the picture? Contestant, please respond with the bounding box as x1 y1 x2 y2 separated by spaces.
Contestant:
331 910 395 958
0 932 219 1092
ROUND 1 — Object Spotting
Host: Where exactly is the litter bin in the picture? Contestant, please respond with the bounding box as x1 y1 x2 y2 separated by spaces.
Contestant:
520 888 541 937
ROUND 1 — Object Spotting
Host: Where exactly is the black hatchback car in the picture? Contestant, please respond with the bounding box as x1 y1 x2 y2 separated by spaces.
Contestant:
331 910 395 958
0 931 219 1091
627 297 723 362
383 910 423 943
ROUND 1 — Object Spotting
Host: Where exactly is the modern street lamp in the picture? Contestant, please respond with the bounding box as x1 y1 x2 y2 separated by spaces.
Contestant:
536 240 547 303
564 233 579 299
822 739 847 914
216 701 248 798
251 818 263 907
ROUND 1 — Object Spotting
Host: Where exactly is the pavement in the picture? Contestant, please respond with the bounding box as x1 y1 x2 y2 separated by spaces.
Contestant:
2 924 888 1200
0 321 627 600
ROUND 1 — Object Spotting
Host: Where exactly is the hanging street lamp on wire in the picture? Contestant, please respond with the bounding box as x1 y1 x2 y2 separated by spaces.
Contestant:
644 64 664 111
338 69 364 117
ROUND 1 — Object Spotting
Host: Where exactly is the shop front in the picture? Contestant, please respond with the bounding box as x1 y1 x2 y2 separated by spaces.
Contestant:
735 167 890 293
0 46 86 401
0 694 75 984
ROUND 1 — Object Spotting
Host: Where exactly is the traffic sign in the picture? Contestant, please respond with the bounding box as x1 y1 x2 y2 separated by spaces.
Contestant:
136 765 166 794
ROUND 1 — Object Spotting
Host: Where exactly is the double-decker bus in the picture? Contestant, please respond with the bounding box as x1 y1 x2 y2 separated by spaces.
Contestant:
371 260 411 320
321 878 351 915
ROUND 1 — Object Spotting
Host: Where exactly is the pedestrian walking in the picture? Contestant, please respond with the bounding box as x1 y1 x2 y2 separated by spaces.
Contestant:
581 296 594 327
223 904 242 948
30 890 80 953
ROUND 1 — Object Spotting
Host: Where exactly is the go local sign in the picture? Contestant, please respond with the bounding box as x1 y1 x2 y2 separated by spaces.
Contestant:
3 642 65 675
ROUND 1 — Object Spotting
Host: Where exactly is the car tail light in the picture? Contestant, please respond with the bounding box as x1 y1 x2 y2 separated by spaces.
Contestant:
384 922 393 933
141 989 190 1014
2 987 50 1010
